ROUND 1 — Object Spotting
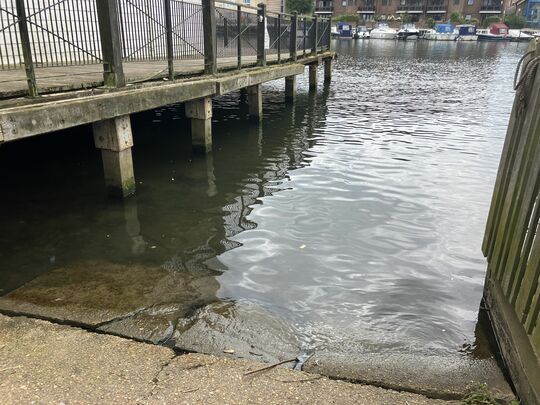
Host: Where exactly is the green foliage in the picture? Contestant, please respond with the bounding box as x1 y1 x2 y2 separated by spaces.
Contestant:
426 17 435 28
285 0 313 14
469 18 479 26
333 14 359 23
483 15 501 28
505 14 526 29
450 12 464 24
462 384 498 405
401 11 411 23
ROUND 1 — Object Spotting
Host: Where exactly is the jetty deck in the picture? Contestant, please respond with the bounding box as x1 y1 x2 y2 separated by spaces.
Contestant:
0 0 335 197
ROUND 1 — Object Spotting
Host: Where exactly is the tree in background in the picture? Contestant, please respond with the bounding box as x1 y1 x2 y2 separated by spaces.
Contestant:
401 12 412 24
450 12 464 24
505 14 526 29
286 0 313 14
426 17 435 28
483 15 501 27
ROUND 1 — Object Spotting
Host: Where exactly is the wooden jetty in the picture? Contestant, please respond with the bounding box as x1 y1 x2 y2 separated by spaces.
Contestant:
0 0 335 197
483 38 540 405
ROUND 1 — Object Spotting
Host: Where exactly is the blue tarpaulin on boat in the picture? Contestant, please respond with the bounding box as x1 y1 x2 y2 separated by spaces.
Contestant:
435 24 454 33
457 25 477 35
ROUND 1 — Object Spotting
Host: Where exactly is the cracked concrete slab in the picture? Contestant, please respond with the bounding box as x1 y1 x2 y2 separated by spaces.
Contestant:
303 349 515 402
0 314 458 405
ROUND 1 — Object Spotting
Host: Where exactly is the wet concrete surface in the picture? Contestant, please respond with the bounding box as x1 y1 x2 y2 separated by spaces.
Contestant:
0 314 459 405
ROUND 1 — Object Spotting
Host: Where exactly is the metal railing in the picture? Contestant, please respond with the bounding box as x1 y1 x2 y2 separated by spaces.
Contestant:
397 3 424 11
480 3 502 11
426 2 446 11
0 0 331 97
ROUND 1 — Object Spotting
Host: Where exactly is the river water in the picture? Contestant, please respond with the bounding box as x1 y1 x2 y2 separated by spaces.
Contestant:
0 40 528 361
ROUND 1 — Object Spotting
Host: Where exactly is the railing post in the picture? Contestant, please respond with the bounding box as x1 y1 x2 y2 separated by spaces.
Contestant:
290 11 297 61
96 0 125 88
15 0 38 97
224 18 229 47
327 16 332 50
237 5 242 70
277 14 281 63
164 0 174 80
202 0 217 74
311 15 318 54
303 16 307 56
257 3 266 67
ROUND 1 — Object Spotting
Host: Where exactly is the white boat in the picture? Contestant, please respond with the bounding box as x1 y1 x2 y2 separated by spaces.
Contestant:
424 24 457 41
354 25 370 39
370 24 397 40
397 24 420 40
455 24 478 41
508 29 533 42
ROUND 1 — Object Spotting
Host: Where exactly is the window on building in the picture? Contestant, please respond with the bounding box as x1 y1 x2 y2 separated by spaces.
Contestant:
342 0 347 5
453 0 459 4
243 0 250 4
465 14 472 19
382 0 389 5
467 0 473 5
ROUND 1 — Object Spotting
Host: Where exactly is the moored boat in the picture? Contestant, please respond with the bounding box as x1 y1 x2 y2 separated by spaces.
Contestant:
477 23 510 41
397 23 420 40
336 22 354 39
424 23 457 41
370 23 397 40
508 29 534 42
455 24 478 41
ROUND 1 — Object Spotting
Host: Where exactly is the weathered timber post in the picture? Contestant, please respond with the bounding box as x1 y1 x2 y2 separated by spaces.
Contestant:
309 63 317 90
285 75 296 101
290 12 297 61
327 16 332 50
186 97 213 153
311 15 318 54
257 3 266 67
324 58 332 83
202 0 217 74
93 116 135 198
237 5 242 69
15 0 38 97
164 0 174 80
96 0 125 87
248 85 262 120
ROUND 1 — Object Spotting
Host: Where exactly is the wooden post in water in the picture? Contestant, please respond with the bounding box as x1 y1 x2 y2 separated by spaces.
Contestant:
93 115 135 198
202 0 217 74
257 3 266 67
96 0 125 88
15 0 38 97
309 63 317 90
186 97 213 153
248 85 262 120
290 12 297 61
285 75 296 102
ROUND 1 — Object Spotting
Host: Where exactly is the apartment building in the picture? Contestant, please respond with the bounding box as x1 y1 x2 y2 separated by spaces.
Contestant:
315 0 510 24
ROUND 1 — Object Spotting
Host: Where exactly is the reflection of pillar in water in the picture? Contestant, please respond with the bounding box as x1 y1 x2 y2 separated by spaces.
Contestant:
206 153 218 197
123 198 147 255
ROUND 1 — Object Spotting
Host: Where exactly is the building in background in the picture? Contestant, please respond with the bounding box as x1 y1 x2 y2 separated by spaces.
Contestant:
314 0 511 24
516 0 540 26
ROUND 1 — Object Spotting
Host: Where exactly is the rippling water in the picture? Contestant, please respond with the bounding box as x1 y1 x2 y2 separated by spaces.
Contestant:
0 40 528 358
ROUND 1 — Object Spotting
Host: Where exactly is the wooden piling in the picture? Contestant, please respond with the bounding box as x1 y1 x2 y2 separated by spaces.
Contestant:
309 63 317 91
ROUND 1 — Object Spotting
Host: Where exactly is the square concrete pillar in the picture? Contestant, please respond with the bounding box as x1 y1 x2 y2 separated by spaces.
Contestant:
248 84 262 120
186 97 213 153
285 75 296 102
93 115 135 198
324 58 332 83
309 63 318 91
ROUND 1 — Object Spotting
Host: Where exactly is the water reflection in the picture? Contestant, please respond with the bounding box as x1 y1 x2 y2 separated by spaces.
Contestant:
0 40 528 361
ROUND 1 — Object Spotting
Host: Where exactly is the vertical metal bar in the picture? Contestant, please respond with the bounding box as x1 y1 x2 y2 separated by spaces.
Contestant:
256 2 265 67
311 15 317 54
15 0 38 96
164 0 174 79
277 13 281 63
289 11 297 61
327 16 332 50
303 17 306 57
224 17 228 48
202 0 216 74
236 4 241 69
96 0 125 87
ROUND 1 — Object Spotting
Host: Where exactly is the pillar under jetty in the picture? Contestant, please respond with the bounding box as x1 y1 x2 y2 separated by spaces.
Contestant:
309 63 317 91
285 75 296 102
186 97 213 153
93 115 135 198
248 84 262 120
324 58 332 83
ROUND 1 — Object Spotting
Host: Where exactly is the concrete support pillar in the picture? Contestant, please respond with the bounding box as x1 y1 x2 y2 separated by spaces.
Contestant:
186 97 213 153
93 115 135 198
324 58 332 83
248 84 262 120
309 63 318 91
285 75 296 102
